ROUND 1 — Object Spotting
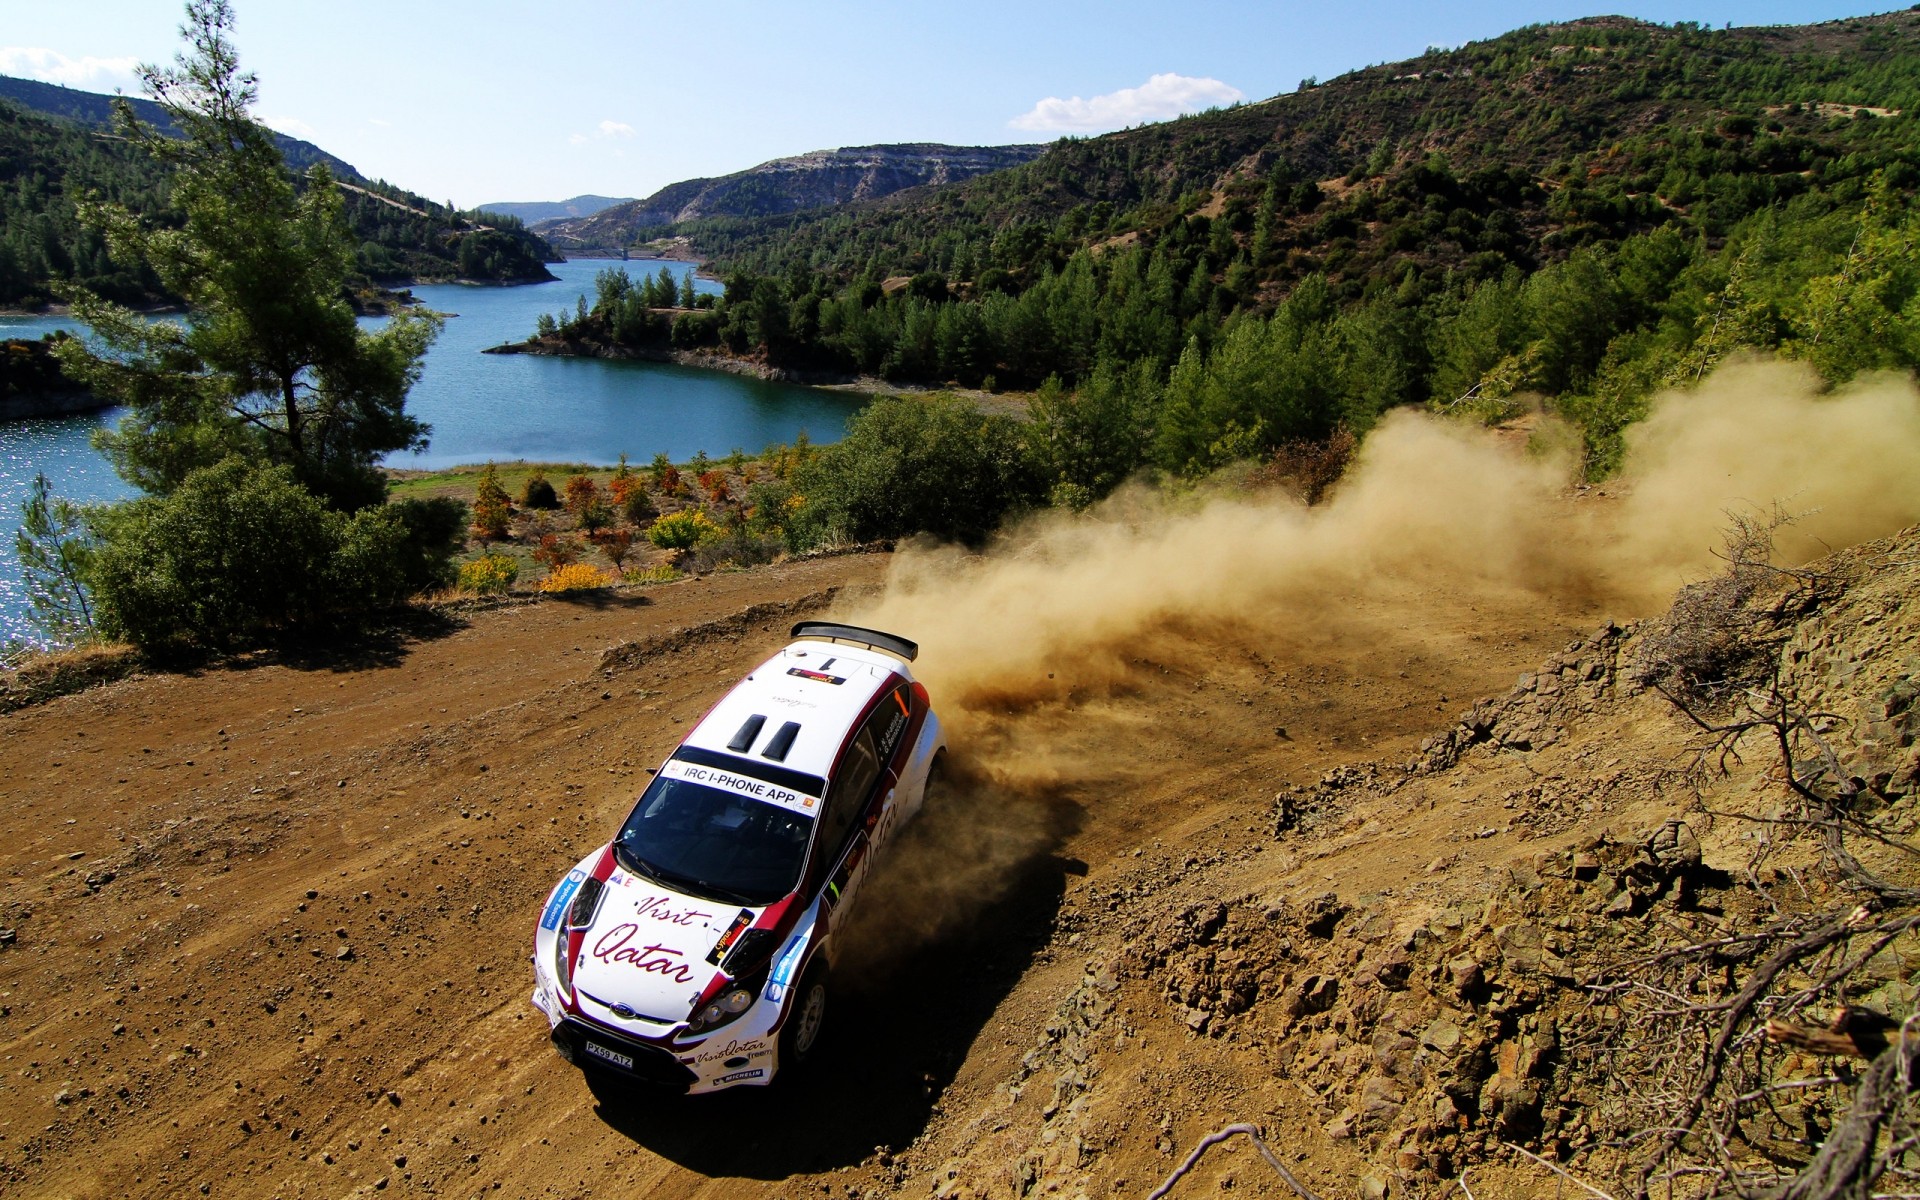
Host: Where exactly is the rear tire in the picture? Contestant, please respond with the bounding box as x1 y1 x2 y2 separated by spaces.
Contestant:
780 964 829 1072
920 750 951 815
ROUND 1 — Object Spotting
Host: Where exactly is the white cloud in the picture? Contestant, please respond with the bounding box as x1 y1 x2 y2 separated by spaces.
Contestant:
0 47 140 91
1009 72 1245 133
368 116 391 128
597 119 635 139
568 132 589 146
260 113 318 139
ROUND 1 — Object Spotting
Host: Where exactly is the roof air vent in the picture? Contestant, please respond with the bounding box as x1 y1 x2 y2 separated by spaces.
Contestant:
726 714 767 752
762 721 801 762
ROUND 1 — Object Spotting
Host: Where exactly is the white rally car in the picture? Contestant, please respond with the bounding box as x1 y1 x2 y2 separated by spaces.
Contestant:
531 621 945 1093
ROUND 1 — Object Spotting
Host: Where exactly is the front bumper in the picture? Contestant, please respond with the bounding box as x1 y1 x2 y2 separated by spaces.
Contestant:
532 983 782 1094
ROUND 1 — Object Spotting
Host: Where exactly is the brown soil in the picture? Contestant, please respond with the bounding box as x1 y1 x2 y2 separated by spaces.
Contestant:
1 522 1913 1200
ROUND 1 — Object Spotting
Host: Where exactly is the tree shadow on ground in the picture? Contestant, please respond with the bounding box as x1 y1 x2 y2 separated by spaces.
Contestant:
232 606 471 674
544 590 655 613
584 758 1084 1178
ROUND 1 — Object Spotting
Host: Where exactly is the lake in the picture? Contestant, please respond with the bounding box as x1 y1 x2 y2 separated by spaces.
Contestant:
0 258 863 646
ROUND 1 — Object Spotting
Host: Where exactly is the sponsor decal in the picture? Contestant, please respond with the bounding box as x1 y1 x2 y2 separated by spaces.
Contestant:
786 667 844 685
632 894 717 927
608 870 625 887
706 909 756 965
582 1041 634 1070
688 1037 769 1065
590 925 697 983
717 1068 766 1084
765 933 807 1002
540 869 587 932
660 759 819 815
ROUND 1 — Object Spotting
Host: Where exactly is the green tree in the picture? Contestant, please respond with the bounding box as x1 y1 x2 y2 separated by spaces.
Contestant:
85 457 412 654
790 394 1041 546
14 473 97 644
470 463 510 541
53 0 441 512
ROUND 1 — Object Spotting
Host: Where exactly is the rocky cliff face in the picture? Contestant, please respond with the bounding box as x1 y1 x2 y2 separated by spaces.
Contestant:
542 143 1044 249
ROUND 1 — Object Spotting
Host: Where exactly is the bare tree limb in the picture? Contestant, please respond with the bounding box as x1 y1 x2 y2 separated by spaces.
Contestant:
1146 1123 1323 1200
1504 1142 1620 1200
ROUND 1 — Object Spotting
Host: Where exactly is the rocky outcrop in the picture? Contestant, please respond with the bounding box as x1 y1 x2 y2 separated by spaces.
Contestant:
543 143 1044 249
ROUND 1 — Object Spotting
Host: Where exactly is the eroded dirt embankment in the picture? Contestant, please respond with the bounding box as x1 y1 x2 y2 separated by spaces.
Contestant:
2 360 1918 1200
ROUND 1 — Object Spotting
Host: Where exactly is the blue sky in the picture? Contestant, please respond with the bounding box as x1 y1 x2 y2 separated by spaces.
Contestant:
1 1 1903 208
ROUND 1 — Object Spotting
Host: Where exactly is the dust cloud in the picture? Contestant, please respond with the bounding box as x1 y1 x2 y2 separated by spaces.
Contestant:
853 357 1920 715
836 357 1920 968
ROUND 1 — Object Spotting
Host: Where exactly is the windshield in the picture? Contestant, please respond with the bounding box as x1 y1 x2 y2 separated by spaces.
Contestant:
613 775 814 905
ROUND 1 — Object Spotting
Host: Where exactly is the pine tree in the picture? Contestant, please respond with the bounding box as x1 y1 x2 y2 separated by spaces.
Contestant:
52 0 441 512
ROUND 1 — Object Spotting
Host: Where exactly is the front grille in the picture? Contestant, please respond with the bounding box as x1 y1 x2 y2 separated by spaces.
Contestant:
552 1018 697 1090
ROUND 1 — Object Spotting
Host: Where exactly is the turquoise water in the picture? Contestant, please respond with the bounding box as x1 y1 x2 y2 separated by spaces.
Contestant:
0 259 862 645
389 260 860 469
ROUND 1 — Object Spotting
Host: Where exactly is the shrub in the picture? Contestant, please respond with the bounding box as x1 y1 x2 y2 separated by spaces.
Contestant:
471 463 510 540
532 533 582 570
521 471 559 509
697 469 731 503
563 472 600 514
458 553 519 595
688 529 784 573
789 394 1041 548
588 527 636 570
623 563 683 585
648 453 684 497
86 458 341 653
646 509 721 550
538 563 613 592
608 455 648 517
619 484 657 525
389 497 468 594
1252 426 1357 505
761 432 816 480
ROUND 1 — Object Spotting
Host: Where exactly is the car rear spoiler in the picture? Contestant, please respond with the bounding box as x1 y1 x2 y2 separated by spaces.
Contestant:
790 621 919 662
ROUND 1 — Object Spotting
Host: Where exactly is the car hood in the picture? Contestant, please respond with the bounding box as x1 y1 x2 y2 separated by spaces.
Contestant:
569 867 763 1023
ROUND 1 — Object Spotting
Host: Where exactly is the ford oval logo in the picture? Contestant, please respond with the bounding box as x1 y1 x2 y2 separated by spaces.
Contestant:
610 1003 638 1020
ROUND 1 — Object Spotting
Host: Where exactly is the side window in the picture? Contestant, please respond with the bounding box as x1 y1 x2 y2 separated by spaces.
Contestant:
815 686 910 864
817 726 880 861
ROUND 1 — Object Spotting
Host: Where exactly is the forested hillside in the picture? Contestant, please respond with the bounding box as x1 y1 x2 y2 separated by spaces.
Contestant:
0 80 557 308
540 144 1045 252
541 11 1920 496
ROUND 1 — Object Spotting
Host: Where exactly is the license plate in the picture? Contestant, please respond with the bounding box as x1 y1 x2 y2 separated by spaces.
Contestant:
583 1041 634 1070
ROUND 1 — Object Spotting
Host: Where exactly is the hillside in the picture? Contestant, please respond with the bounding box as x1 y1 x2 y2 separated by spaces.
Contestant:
527 10 1920 488
0 73 359 179
539 143 1045 252
478 194 634 224
689 13 1920 285
0 78 558 307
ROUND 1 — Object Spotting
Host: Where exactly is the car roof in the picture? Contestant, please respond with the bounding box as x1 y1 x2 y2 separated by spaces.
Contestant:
679 639 912 785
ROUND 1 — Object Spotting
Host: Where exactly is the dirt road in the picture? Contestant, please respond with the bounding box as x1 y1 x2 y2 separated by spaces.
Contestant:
0 547 1601 1199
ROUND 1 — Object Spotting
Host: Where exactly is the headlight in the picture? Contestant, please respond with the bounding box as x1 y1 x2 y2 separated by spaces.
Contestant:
554 934 576 997
686 984 757 1034
551 876 605 1000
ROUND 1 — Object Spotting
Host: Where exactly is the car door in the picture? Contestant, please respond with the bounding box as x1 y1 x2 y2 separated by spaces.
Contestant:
817 683 913 919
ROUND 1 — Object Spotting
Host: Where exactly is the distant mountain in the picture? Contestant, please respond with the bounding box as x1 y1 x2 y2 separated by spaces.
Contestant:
0 76 558 306
0 73 360 180
542 143 1045 250
477 195 634 224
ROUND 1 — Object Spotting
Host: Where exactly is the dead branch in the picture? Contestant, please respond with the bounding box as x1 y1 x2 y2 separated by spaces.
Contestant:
1146 1123 1323 1200
1504 1141 1620 1200
1738 1026 1920 1200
